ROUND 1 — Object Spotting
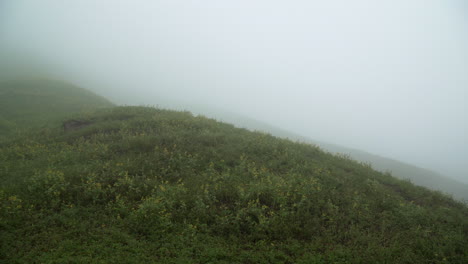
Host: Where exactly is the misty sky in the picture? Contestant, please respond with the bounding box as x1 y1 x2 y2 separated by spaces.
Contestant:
1 1 468 183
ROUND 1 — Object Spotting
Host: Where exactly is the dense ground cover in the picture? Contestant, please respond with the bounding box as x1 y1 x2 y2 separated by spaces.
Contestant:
0 80 466 263
1 104 467 263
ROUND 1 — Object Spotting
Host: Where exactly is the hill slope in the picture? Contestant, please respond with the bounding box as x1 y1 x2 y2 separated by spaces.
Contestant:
312 141 468 201
82 88 468 200
0 84 467 263
186 107 468 201
0 79 113 139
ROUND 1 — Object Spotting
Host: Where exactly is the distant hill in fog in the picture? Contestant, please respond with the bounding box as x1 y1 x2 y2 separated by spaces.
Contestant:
0 78 113 140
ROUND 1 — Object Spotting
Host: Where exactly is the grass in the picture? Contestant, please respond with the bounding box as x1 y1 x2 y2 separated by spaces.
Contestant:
0 81 467 263
0 78 113 138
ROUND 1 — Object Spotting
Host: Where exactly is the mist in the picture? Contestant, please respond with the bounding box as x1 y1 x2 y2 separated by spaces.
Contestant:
2 0 467 183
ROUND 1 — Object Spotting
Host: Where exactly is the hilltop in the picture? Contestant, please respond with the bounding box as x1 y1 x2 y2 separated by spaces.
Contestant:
0 81 467 263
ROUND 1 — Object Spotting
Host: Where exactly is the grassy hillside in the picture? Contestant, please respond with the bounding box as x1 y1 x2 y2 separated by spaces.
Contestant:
1 87 467 263
313 142 468 202
80 89 468 201
189 108 468 202
0 79 113 140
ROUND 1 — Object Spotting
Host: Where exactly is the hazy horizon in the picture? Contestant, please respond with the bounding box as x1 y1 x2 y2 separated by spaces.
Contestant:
2 0 467 183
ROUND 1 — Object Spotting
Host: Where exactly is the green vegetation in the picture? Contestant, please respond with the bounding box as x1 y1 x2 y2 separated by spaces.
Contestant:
310 142 468 202
165 104 468 202
1 81 467 263
0 79 113 140
203 110 468 202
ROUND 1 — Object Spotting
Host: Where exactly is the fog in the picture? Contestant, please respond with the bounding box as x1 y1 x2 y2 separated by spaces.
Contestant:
2 1 468 183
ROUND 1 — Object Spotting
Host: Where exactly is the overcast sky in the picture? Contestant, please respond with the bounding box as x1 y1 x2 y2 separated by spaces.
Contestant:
2 0 468 183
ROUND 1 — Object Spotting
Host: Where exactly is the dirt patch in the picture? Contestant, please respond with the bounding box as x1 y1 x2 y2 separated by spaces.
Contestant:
63 120 93 132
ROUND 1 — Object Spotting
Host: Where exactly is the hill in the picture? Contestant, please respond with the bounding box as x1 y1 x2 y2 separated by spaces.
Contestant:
0 83 467 263
0 79 113 140
86 87 468 200
311 141 468 202
181 106 468 201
